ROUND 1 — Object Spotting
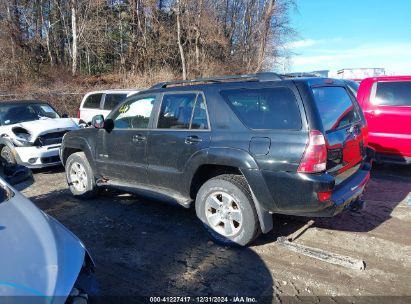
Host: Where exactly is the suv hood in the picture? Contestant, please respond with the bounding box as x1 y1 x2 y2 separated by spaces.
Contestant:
4 118 79 143
0 180 85 302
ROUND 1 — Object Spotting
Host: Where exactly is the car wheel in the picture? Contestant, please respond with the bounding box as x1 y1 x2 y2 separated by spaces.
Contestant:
1 146 17 164
195 174 261 246
66 152 97 199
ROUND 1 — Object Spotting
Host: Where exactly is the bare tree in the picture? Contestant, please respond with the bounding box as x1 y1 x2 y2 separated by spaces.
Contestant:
0 0 296 86
71 0 77 75
176 0 187 80
255 0 276 72
193 0 203 75
40 0 54 66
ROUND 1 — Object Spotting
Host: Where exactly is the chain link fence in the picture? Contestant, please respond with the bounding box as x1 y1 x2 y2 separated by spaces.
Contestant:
0 92 84 117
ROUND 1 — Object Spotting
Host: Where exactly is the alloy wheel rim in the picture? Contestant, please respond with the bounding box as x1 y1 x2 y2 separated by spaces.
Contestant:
69 162 88 192
205 191 243 237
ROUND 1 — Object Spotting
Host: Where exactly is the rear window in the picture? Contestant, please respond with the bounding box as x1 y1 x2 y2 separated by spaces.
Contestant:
372 81 411 106
312 86 360 132
220 88 302 130
103 93 128 110
83 93 103 109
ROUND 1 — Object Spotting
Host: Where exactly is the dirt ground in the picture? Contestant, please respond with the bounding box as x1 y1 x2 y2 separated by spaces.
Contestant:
21 164 411 303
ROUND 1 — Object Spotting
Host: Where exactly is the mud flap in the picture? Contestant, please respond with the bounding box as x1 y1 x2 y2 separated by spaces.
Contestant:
250 189 273 234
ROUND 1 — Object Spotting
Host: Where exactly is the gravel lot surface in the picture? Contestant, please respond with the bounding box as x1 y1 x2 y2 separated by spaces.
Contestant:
21 164 411 303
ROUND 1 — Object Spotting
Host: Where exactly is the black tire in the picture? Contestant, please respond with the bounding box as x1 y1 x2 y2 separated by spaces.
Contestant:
1 146 17 165
66 152 97 199
195 174 261 246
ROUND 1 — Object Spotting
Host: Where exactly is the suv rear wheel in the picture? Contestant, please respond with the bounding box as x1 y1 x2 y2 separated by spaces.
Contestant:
66 152 97 199
195 174 260 246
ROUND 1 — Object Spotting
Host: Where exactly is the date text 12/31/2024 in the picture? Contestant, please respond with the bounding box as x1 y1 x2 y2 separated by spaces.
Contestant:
150 296 258 303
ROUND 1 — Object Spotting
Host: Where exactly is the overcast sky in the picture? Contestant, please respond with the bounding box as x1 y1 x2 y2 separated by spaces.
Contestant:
285 0 411 75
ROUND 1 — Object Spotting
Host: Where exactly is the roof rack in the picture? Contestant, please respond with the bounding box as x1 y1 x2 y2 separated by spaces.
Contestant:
282 72 319 78
150 72 283 89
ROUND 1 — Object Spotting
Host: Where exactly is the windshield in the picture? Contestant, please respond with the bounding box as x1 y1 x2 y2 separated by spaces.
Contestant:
0 103 60 126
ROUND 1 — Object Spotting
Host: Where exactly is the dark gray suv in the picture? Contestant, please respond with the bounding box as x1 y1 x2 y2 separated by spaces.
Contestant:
60 73 372 245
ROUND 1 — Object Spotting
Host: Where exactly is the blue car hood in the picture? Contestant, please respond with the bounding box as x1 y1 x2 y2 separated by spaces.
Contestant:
0 183 85 303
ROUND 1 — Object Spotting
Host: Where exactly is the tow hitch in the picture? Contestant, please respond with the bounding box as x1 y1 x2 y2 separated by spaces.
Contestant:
349 198 366 212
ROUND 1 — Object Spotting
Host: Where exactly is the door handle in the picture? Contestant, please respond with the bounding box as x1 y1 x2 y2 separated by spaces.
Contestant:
132 134 146 142
185 135 202 144
368 109 380 117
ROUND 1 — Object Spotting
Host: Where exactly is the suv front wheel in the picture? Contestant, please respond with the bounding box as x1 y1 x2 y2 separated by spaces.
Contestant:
66 152 97 199
195 174 261 246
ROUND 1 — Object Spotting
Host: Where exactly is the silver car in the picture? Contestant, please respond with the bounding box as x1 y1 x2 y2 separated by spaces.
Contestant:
0 101 80 168
0 178 97 304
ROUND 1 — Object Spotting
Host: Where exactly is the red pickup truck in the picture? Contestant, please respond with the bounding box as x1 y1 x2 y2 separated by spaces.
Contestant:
357 76 411 164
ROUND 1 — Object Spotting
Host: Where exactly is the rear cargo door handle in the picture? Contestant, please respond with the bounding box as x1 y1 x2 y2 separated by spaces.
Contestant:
347 125 356 135
185 135 202 144
132 134 146 142
347 124 360 137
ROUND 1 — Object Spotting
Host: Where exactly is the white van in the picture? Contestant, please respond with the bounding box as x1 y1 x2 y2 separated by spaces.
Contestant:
78 90 139 123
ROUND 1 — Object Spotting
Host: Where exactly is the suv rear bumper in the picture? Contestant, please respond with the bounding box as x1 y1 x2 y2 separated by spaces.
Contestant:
245 162 371 218
318 165 370 216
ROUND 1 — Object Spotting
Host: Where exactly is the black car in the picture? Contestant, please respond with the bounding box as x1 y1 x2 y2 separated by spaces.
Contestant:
60 73 372 246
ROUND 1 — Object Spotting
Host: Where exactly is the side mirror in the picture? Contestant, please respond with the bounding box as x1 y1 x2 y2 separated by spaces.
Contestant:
61 113 69 118
103 118 114 132
91 115 105 129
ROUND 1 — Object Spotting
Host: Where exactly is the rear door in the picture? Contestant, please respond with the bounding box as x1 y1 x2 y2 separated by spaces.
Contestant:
146 92 211 193
311 86 366 181
364 80 411 157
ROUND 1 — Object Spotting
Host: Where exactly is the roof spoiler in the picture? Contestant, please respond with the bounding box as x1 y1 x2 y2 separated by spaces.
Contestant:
150 72 283 89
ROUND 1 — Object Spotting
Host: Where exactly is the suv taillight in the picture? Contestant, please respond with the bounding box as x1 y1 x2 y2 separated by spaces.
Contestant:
297 130 327 173
76 109 80 119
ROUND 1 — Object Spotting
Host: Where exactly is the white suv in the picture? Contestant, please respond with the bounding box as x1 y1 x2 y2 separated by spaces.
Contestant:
78 90 140 123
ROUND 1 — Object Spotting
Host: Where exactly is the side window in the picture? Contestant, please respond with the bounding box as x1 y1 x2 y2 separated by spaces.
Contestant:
111 96 155 129
191 95 209 130
103 94 128 110
220 87 302 130
158 93 197 129
371 81 411 106
83 93 103 109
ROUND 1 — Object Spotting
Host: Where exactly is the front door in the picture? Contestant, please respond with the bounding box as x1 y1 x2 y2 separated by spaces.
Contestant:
365 80 411 157
95 94 157 184
146 92 211 193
